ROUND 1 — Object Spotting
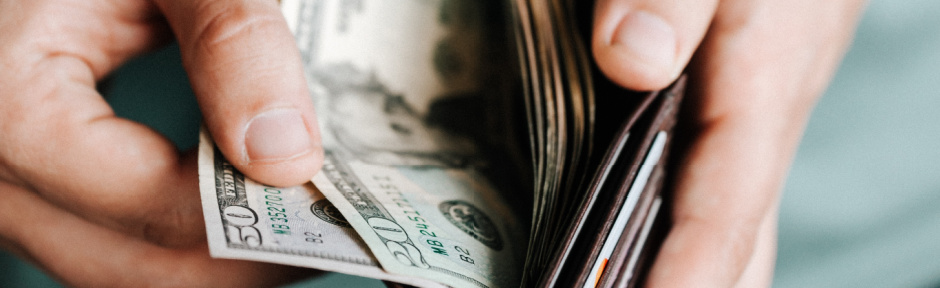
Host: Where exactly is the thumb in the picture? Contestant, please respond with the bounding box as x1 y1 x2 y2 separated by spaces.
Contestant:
153 0 322 186
593 0 718 91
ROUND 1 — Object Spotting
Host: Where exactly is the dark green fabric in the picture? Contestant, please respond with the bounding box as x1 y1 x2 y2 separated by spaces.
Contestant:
103 44 202 151
0 251 61 288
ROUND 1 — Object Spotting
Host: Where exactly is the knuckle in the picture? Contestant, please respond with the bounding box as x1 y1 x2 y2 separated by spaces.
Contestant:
0 155 23 186
191 2 284 54
143 205 202 248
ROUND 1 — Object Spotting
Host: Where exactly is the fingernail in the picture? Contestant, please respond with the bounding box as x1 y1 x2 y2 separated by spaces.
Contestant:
245 109 313 163
611 11 677 68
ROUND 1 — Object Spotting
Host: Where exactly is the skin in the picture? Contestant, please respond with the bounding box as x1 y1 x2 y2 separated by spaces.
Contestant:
591 0 865 286
0 0 865 287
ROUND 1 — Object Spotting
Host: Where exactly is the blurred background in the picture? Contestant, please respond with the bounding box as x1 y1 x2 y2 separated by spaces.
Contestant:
2 0 938 287
775 0 940 287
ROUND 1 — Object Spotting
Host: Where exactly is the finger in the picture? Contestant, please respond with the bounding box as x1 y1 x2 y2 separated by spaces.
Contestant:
0 181 314 288
153 0 323 187
645 0 865 286
733 205 778 288
0 1 170 80
0 1 205 247
592 0 718 91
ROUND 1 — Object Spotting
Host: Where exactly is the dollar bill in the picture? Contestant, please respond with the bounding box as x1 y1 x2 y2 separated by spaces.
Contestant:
197 131 446 288
313 153 525 288
283 0 527 287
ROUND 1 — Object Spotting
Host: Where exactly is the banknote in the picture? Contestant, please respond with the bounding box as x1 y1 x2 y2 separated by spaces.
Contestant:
197 131 446 288
283 0 528 287
283 0 520 169
313 152 526 288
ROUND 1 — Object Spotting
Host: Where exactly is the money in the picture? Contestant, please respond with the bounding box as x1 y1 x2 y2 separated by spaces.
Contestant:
284 0 527 287
313 152 525 288
196 0 670 286
200 0 527 287
285 0 516 168
197 132 446 288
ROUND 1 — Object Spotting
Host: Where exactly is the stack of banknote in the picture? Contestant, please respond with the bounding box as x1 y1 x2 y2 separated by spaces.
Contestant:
198 0 683 287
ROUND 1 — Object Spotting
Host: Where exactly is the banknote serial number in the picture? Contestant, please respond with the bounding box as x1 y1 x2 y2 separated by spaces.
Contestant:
371 175 476 266
262 186 292 235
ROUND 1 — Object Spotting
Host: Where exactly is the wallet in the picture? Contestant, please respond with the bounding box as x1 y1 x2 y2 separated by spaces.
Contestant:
546 77 684 288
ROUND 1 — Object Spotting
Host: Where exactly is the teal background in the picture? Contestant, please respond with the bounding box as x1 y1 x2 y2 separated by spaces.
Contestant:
775 1 940 287
2 1 938 287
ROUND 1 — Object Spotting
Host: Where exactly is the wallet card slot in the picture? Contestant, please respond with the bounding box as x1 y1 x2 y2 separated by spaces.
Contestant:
585 131 667 288
539 90 658 287
598 77 685 288
568 95 668 287
572 77 685 288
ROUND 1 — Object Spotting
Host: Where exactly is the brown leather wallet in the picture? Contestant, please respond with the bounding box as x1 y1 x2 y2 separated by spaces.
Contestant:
539 76 684 288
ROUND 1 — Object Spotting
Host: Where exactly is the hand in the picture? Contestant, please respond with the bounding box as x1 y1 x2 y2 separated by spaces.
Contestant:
591 0 865 286
0 0 321 286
